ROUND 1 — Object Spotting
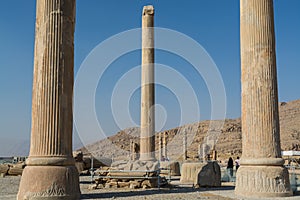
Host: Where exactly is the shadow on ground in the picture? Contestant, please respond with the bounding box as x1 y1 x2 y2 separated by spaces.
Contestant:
81 186 235 199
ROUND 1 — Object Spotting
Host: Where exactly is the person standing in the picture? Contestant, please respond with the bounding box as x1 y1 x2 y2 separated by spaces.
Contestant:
227 157 234 179
235 156 240 170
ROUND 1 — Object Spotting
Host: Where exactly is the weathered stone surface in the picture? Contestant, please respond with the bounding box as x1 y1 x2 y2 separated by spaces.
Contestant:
140 5 156 161
180 162 206 183
17 0 80 199
73 151 83 162
93 159 161 189
160 161 180 176
0 164 9 175
18 166 80 199
236 166 291 197
83 156 109 169
235 0 292 197
180 162 221 187
194 161 221 187
110 160 159 172
130 139 140 161
8 163 25 176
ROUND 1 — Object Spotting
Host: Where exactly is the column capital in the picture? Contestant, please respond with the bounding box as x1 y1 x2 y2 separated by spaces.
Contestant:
143 5 154 15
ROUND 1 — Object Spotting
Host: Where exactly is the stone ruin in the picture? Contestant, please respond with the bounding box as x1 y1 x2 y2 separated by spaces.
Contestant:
180 161 221 187
17 0 293 199
73 151 111 175
91 160 167 189
0 162 25 177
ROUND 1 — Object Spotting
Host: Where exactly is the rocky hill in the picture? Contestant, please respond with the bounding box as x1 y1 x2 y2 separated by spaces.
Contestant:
78 99 300 161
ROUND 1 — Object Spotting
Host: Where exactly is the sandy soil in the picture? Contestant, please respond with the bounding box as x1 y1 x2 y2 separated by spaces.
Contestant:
0 175 299 200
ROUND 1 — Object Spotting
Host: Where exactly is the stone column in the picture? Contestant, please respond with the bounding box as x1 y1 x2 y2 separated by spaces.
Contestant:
183 131 187 160
163 132 167 159
235 0 292 197
130 139 134 161
202 144 208 162
140 5 155 161
159 133 163 161
18 0 80 199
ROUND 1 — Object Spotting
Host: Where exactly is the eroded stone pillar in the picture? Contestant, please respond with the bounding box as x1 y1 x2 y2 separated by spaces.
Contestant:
18 0 80 199
235 0 292 197
140 5 155 161
159 133 163 161
183 131 187 160
163 132 167 159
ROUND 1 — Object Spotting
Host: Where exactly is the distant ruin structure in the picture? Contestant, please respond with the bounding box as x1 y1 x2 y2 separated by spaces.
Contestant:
140 5 156 161
183 131 187 160
163 132 167 160
235 0 292 197
159 132 168 161
130 139 139 161
18 0 80 199
159 133 163 161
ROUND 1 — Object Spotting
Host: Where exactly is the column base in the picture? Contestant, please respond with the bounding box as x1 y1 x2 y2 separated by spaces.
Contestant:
139 153 156 161
17 165 81 200
235 165 292 197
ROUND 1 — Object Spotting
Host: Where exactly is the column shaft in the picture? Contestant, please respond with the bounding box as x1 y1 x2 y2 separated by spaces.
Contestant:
140 5 155 161
18 0 80 199
159 133 162 161
235 0 291 197
183 131 187 160
163 132 167 159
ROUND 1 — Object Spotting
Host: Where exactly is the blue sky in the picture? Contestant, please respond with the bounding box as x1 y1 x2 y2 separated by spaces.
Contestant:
0 1 299 156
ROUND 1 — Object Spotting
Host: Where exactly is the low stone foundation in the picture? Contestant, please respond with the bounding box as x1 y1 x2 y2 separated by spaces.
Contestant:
93 160 166 189
180 161 221 187
160 161 180 176
0 163 25 176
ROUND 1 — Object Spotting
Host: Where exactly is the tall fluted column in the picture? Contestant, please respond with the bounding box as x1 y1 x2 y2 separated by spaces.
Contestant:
18 0 80 199
183 131 187 160
140 5 155 161
163 132 167 159
235 0 291 197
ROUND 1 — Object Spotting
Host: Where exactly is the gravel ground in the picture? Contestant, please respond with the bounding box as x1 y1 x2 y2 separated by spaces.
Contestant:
0 175 299 200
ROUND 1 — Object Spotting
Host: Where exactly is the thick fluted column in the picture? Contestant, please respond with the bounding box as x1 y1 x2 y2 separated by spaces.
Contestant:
235 0 292 197
140 5 155 161
18 0 80 199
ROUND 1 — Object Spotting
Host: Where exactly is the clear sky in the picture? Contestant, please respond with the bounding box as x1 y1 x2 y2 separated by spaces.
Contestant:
0 0 299 156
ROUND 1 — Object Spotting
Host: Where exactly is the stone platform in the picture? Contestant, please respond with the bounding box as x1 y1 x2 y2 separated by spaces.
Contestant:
93 160 166 189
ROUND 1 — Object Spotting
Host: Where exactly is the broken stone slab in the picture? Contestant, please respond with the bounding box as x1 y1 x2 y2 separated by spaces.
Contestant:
108 171 157 177
7 162 25 176
0 164 10 175
111 160 129 168
160 161 180 176
83 156 109 169
180 161 221 187
129 181 140 189
194 161 221 187
88 184 98 190
110 160 159 172
95 159 164 189
141 179 158 188
73 151 83 162
180 162 205 183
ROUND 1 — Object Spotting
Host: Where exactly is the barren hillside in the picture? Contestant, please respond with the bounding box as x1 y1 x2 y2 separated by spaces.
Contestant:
78 99 300 161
